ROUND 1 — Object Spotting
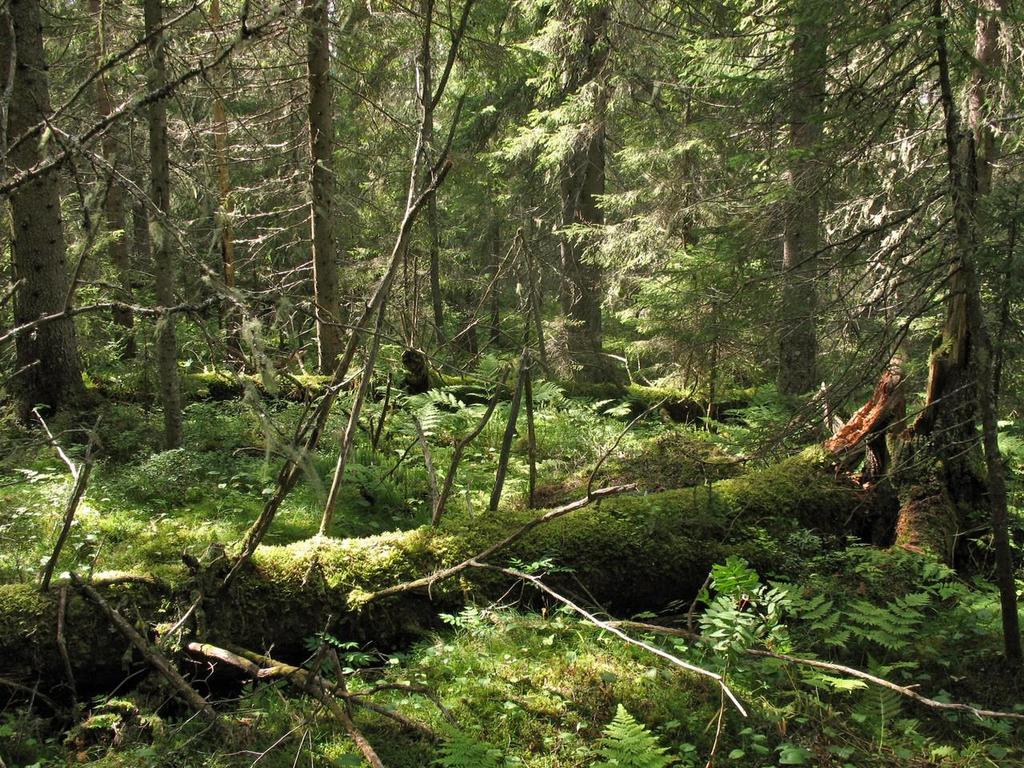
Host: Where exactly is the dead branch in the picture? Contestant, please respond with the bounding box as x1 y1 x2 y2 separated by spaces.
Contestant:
221 156 453 591
610 621 1024 723
188 644 387 767
69 574 222 729
745 648 1024 722
471 562 747 716
489 353 527 511
37 415 100 592
320 308 387 534
55 585 76 711
0 297 222 347
0 676 64 716
586 397 667 498
0 4 284 197
432 392 500 525
362 484 636 604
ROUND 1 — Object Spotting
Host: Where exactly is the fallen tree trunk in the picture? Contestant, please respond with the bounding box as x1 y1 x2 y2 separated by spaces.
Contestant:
0 451 878 694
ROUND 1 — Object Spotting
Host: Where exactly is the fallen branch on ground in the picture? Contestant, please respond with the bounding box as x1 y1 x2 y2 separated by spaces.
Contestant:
473 562 747 716
186 643 405 766
70 574 223 729
608 620 1024 722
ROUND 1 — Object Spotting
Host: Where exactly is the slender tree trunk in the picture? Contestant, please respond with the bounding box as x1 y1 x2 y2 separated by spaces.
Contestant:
145 0 182 449
417 0 444 340
305 0 343 373
90 0 135 358
992 211 1016 409
558 1 614 384
968 0 1006 197
777 0 825 396
489 356 527 512
132 196 150 271
209 0 235 295
524 363 537 508
523 228 549 372
2 0 85 419
488 219 501 345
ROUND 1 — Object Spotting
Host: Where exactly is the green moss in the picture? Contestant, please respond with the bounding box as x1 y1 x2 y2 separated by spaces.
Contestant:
1 453 865 688
0 583 51 637
180 370 333 402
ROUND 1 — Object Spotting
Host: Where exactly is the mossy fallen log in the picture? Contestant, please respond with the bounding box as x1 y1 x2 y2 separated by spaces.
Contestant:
558 381 747 423
0 451 879 694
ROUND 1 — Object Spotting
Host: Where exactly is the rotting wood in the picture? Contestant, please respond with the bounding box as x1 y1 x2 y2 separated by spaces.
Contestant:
824 362 905 484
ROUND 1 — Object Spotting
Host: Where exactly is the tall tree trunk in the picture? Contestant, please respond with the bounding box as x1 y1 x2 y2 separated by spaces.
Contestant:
305 0 343 373
132 196 150 271
558 1 614 384
90 0 135 358
209 0 235 295
417 0 444 341
2 0 85 418
777 0 825 396
145 0 183 449
968 0 1006 197
928 0 1020 661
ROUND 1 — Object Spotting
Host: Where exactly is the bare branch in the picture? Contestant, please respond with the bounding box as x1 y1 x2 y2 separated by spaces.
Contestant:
362 484 637 604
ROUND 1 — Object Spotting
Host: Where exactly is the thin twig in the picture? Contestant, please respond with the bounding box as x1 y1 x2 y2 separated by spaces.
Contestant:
610 621 1024 722
362 484 636 604
38 417 101 592
586 398 667 498
472 562 747 716
191 644 388 767
32 409 79 479
745 648 1024 721
0 676 64 715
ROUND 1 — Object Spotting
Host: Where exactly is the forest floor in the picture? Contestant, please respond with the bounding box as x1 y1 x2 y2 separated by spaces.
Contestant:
1 380 1023 767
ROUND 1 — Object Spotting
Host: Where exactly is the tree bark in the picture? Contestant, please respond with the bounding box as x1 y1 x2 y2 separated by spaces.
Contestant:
2 0 85 418
145 0 183 448
209 0 236 295
968 0 1006 197
417 0 444 340
558 1 614 384
936 0 1019 662
888 0 1020 661
777 0 825 396
305 0 344 373
90 0 135 358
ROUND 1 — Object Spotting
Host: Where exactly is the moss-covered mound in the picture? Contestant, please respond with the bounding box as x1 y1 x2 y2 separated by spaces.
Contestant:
0 451 870 693
561 381 747 422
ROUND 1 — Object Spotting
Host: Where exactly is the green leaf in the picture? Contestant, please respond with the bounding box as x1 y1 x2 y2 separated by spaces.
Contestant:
777 743 812 765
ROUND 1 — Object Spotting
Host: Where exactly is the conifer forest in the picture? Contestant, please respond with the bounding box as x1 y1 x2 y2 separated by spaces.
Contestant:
4 0 1024 765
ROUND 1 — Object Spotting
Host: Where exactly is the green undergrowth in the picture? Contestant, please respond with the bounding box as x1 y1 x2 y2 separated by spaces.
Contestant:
0 383 748 583
6 548 1022 768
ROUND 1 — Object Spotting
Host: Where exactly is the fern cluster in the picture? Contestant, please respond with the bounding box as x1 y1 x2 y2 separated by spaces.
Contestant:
593 705 676 768
435 731 504 768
